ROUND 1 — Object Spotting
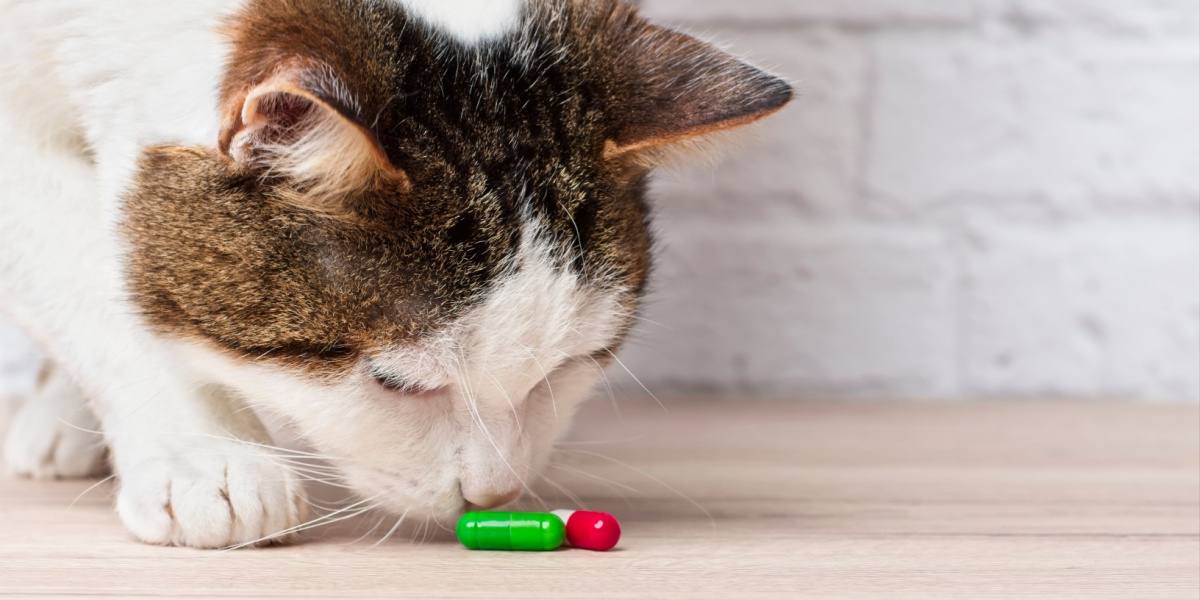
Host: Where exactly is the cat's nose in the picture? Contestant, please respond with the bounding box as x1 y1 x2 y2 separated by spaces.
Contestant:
464 487 521 510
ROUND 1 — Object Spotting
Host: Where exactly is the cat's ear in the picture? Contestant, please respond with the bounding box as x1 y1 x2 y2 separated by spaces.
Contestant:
218 63 407 198
605 26 792 159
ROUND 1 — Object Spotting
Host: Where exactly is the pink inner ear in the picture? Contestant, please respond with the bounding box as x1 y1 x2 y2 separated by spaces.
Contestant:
249 92 319 133
219 71 410 200
232 91 325 161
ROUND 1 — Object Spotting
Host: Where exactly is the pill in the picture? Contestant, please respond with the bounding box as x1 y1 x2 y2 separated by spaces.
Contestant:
456 511 566 551
552 509 621 551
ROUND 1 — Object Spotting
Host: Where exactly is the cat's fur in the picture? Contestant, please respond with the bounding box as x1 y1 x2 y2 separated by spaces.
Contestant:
0 0 790 548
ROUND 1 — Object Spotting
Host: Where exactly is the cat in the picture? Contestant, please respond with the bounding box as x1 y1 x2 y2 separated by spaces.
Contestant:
0 0 790 548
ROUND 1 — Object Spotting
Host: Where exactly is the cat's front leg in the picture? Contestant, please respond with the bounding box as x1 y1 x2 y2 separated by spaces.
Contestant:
105 381 310 548
2 310 312 547
3 360 108 480
1 124 308 548
10 332 315 547
2 360 310 548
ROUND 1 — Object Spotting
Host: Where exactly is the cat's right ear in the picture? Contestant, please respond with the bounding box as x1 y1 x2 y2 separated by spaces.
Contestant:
218 63 408 199
603 23 793 161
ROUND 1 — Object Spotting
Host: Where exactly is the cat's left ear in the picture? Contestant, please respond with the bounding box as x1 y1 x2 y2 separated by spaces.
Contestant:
218 63 408 198
605 25 793 159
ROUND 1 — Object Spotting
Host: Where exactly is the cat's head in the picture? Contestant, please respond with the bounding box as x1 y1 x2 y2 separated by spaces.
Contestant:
122 0 790 519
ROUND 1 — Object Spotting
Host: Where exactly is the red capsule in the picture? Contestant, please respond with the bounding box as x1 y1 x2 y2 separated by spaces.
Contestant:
552 509 621 551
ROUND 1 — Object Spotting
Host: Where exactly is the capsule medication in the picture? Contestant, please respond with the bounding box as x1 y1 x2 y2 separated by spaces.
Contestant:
552 509 622 551
456 510 622 552
456 512 565 551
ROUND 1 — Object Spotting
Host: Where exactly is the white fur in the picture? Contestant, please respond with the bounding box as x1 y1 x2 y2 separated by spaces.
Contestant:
172 226 622 518
4 0 237 216
393 0 525 45
0 0 311 548
0 0 619 546
3 363 106 480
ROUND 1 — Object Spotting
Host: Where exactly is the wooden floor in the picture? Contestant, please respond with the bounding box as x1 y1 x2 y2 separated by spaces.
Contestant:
1 400 1197 599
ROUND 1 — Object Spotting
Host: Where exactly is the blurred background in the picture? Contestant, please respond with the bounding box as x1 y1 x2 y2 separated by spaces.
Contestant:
612 0 1200 403
2 0 1198 404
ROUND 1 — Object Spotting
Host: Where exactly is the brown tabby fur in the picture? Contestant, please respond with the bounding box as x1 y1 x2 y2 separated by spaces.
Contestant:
122 0 791 378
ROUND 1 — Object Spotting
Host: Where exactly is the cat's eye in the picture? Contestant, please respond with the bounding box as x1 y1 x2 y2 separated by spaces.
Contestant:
315 344 355 361
371 372 430 396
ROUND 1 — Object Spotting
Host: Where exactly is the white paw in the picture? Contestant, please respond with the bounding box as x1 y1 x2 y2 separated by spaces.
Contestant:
3 396 108 480
116 443 309 549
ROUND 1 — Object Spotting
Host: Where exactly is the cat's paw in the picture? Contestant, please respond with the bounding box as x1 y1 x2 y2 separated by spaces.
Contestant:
3 394 108 480
116 444 309 548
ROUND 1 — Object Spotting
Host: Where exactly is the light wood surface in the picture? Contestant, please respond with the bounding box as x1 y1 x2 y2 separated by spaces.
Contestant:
1 400 1197 599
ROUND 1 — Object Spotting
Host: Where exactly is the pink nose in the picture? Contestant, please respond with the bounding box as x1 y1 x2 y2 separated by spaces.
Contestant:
464 488 521 510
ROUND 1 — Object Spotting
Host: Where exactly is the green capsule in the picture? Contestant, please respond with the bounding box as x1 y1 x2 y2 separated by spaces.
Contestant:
456 512 565 551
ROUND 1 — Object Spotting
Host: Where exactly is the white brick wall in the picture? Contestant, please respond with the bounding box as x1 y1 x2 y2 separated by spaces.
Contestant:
617 0 1200 402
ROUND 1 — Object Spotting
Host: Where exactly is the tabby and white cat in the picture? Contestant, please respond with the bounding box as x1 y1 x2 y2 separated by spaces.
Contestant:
0 0 790 548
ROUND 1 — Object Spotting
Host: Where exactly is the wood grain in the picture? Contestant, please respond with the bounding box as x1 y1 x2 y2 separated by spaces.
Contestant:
1 400 1197 599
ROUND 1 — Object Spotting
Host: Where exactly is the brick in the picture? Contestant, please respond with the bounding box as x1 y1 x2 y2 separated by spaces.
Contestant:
641 0 974 27
864 33 1200 217
962 217 1200 401
979 0 1200 37
643 0 1200 34
612 222 958 398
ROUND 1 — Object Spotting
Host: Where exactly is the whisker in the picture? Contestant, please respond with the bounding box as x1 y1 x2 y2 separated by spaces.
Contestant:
299 491 364 514
561 448 715 530
276 477 358 491
345 512 388 546
549 462 641 496
429 518 454 535
67 473 117 509
556 434 648 446
519 478 551 512
230 403 260 417
451 348 537 501
536 472 584 509
286 503 381 542
582 353 622 420
603 348 667 414
54 418 104 436
373 508 411 547
627 313 671 330
482 369 523 435
411 517 431 546
267 457 343 475
519 345 558 419
301 497 350 514
220 493 383 551
201 434 344 462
